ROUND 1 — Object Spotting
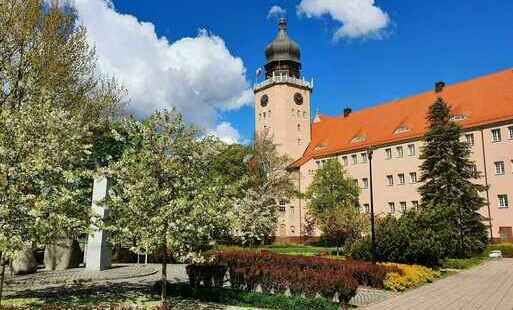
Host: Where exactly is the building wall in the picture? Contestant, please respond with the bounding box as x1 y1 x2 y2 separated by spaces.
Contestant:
277 121 513 242
254 83 312 162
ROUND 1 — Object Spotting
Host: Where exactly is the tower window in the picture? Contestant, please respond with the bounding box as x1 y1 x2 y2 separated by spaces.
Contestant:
297 124 301 131
303 111 307 118
268 110 271 117
297 138 301 145
263 112 266 118
297 110 301 117
291 109 295 117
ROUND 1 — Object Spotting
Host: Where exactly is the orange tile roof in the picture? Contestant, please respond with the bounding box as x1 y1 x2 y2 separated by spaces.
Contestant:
291 68 513 168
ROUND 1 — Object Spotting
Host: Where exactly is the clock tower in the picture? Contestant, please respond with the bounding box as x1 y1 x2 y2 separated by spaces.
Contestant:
254 18 313 161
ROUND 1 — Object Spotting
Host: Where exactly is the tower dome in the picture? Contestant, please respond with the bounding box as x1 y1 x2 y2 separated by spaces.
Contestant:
264 18 302 79
265 18 301 63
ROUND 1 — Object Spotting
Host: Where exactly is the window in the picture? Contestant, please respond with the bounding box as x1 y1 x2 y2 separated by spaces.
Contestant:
342 156 348 166
361 152 368 163
465 133 475 146
315 160 320 167
498 195 509 208
398 173 405 185
492 128 502 142
410 172 417 183
297 124 301 131
263 112 266 118
412 201 419 209
509 126 513 139
353 179 359 187
297 138 302 146
258 113 262 120
499 227 513 242
297 110 300 117
363 204 370 214
291 109 295 117
278 205 286 212
387 175 394 186
268 110 271 117
389 202 396 214
495 161 505 175
290 226 295 234
303 111 307 119
385 148 392 159
397 146 404 158
400 201 407 213
362 178 369 189
408 144 416 156
290 206 295 215
351 154 358 165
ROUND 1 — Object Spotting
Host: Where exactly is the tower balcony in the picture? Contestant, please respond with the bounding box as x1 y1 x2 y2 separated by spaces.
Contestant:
253 75 314 93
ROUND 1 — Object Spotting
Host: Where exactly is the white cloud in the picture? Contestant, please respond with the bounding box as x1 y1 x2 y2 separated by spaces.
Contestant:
267 5 287 19
208 122 241 144
297 0 391 40
69 0 252 137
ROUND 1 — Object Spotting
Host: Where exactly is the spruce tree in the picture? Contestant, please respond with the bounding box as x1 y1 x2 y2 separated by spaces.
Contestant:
418 97 488 258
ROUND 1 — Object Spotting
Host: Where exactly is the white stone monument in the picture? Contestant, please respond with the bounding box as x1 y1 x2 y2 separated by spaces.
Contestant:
85 175 112 271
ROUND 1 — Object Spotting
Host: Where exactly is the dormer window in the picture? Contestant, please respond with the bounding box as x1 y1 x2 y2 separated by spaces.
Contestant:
351 135 366 143
315 143 327 151
394 126 410 134
450 114 467 122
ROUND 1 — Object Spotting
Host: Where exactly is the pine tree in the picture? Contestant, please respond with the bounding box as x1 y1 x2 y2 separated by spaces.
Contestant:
418 97 488 258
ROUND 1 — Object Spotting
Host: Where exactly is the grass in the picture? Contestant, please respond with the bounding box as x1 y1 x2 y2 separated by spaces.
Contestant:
216 244 338 257
441 257 486 270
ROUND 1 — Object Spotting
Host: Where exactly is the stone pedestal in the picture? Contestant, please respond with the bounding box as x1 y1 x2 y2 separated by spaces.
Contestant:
85 176 112 271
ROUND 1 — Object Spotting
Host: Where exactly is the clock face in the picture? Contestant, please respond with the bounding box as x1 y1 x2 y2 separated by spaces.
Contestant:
294 93 303 105
260 94 269 107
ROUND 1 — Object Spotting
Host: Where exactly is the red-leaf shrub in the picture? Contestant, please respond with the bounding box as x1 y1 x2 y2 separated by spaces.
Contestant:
212 251 387 306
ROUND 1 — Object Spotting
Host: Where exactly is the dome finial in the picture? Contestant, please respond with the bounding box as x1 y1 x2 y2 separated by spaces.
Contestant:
279 17 287 31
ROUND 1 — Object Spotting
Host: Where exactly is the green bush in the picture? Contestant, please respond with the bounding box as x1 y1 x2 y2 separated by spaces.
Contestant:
485 243 513 258
351 211 444 267
164 283 339 310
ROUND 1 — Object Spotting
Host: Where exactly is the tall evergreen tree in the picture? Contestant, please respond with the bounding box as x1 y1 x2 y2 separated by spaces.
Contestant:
418 97 488 258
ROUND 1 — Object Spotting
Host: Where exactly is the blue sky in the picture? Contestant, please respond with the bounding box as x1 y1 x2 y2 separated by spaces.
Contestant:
76 1 513 144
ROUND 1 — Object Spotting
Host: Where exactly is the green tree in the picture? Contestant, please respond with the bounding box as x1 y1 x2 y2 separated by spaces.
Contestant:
305 159 364 255
418 97 488 258
106 112 234 306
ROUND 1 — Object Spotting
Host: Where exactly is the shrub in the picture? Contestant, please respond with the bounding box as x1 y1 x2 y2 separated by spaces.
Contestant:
351 211 444 267
164 282 340 310
485 243 513 258
382 263 441 292
185 264 227 288
441 257 484 270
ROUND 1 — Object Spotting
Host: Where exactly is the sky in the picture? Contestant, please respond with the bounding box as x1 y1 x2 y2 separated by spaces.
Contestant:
68 0 513 144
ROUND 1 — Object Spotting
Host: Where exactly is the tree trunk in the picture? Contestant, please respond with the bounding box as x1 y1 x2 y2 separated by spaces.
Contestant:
161 248 168 308
0 252 5 307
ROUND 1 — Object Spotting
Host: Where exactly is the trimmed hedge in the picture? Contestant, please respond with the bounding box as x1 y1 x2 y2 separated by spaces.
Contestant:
382 263 441 291
165 282 340 310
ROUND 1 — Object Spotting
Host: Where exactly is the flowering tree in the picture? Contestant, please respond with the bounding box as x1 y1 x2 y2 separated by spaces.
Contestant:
233 133 295 245
0 1 122 303
105 111 234 305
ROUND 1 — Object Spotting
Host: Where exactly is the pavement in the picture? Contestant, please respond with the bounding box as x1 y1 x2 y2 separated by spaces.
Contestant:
364 258 513 310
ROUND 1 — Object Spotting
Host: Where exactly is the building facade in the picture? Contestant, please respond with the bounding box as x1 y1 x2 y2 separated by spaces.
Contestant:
254 19 513 243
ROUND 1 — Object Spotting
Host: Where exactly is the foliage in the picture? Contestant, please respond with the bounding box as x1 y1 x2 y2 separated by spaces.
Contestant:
164 283 340 310
382 263 440 291
418 97 488 258
0 0 122 260
484 243 513 258
304 159 365 254
351 211 444 267
232 133 294 246
215 250 399 290
441 257 485 270
105 111 235 302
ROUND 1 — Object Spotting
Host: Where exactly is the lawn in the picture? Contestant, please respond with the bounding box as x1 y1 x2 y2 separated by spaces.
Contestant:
216 244 337 257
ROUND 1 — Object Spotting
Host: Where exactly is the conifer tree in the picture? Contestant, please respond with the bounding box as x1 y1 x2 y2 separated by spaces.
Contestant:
418 97 488 258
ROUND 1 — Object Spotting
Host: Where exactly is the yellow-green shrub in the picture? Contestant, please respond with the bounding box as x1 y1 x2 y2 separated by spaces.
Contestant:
382 263 441 291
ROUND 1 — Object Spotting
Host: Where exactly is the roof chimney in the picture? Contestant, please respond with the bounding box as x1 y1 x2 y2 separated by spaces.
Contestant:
435 81 445 93
343 107 352 117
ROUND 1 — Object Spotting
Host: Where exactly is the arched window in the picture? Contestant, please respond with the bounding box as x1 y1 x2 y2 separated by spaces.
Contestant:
297 124 301 131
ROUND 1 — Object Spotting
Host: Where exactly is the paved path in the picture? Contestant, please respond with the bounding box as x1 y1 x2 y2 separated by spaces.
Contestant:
365 258 513 310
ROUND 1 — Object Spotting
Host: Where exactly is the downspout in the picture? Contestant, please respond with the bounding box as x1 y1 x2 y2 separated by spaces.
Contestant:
480 128 493 241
